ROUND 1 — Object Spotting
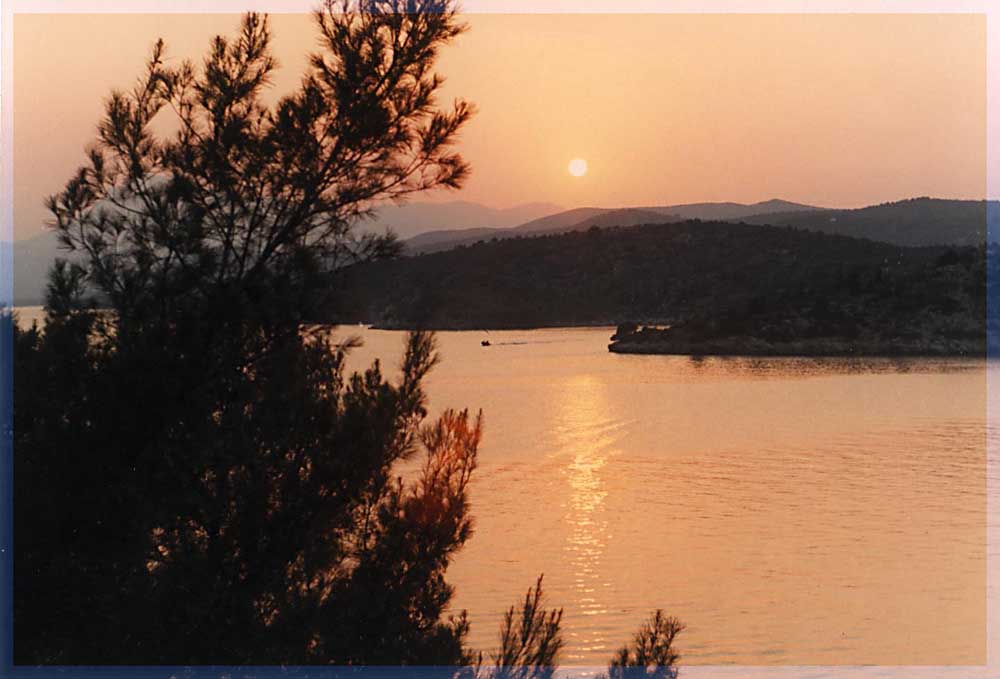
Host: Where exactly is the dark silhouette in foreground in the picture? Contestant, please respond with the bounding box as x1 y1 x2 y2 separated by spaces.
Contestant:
473 576 563 679
15 1 480 664
469 578 683 679
12 2 688 671
606 611 685 679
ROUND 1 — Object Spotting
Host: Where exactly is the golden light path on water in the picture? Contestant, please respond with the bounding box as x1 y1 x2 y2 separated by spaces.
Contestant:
334 326 987 670
555 375 616 655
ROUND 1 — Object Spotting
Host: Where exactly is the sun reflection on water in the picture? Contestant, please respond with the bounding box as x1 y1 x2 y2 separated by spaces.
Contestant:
554 375 623 659
342 328 987 665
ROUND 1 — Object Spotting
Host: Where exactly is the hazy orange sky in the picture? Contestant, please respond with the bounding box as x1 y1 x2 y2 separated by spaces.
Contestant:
12 12 987 240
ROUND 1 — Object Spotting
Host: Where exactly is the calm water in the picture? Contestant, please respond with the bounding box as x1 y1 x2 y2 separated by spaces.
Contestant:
341 326 988 668
12 308 989 668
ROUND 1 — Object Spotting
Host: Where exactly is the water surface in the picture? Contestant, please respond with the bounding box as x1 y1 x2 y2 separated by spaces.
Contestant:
342 326 987 667
12 308 987 667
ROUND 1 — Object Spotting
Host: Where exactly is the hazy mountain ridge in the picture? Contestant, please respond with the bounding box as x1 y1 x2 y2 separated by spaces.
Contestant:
641 198 817 220
407 207 673 254
9 201 561 305
368 200 563 239
505 207 615 235
403 226 509 253
401 198 996 254
403 198 821 253
520 207 676 234
738 197 999 247
12 231 67 306
11 197 996 305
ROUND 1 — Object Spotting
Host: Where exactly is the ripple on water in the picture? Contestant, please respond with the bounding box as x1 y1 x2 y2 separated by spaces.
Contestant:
340 327 987 666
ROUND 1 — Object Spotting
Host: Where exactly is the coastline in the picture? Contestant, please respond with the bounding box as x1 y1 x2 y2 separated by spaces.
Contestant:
353 319 991 358
365 320 622 332
607 335 987 358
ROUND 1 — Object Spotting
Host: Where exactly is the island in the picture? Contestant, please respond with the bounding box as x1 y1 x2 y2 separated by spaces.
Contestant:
329 215 996 357
607 321 988 357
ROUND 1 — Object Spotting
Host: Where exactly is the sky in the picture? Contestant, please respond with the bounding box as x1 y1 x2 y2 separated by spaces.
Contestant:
11 12 987 240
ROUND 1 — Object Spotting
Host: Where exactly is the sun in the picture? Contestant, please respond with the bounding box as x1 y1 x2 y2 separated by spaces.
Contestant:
568 158 588 177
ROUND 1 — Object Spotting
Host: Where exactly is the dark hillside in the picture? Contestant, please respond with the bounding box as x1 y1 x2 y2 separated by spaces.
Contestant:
330 220 990 355
740 198 997 247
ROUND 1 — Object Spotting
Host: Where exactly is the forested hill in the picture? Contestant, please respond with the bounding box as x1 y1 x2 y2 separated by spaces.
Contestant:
399 197 995 255
740 198 998 247
329 220 991 350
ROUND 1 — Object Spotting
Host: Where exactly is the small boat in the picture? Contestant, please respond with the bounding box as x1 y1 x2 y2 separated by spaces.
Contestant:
481 340 491 347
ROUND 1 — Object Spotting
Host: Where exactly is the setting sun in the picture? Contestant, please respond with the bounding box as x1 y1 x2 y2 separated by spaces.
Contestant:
568 158 588 177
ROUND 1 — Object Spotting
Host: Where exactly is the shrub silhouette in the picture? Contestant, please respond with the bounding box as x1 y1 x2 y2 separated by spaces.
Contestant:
466 580 685 679
14 1 478 665
606 610 685 679
470 575 564 679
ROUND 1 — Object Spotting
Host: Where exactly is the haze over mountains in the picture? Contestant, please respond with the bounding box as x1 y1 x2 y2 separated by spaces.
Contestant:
403 198 1000 254
11 200 560 305
10 197 1000 305
368 200 562 239
403 198 817 253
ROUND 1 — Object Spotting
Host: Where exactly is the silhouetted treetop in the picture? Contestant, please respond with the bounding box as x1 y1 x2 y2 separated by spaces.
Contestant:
606 610 684 679
47 1 473 325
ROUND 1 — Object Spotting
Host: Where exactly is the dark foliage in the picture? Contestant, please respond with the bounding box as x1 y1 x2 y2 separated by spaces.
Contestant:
475 575 564 679
332 221 991 350
605 611 684 679
466 581 684 679
14 2 484 665
739 197 999 247
397 197 994 257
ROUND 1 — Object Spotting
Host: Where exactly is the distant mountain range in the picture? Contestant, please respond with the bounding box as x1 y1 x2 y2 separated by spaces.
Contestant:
738 197 995 247
366 200 563 239
10 197 999 305
9 200 562 306
12 231 66 307
404 198 817 253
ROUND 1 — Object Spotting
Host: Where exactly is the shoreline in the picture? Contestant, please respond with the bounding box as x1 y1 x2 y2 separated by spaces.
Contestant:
608 336 987 358
359 320 991 358
365 320 622 332
22 308 991 358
